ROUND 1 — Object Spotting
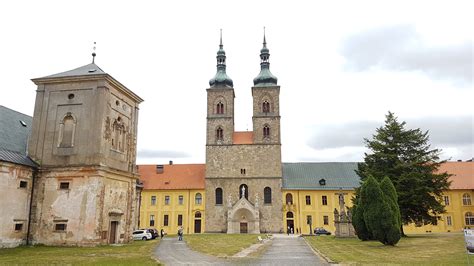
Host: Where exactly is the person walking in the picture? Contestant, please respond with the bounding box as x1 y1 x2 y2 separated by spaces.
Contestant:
160 228 164 239
178 226 183 241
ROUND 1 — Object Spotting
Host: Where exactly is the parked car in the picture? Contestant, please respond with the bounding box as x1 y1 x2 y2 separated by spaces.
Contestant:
145 228 159 239
132 229 153 240
314 228 331 235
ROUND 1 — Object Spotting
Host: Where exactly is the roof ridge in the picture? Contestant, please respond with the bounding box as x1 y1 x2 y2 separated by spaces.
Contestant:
0 105 33 118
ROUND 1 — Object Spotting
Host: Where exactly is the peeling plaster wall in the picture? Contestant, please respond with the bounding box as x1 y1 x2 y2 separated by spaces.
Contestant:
0 162 34 248
30 167 138 246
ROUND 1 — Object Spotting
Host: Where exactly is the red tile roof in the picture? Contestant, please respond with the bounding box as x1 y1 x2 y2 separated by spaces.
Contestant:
138 164 205 190
439 161 474 189
233 131 253 144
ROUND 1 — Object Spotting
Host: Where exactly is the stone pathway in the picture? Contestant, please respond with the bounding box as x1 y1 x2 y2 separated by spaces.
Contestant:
154 234 328 265
257 234 328 265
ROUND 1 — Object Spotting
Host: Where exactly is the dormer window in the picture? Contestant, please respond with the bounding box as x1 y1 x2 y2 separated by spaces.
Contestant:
319 179 326 186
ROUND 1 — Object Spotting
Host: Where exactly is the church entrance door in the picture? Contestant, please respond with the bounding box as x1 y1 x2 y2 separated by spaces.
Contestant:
240 222 248 233
109 221 118 244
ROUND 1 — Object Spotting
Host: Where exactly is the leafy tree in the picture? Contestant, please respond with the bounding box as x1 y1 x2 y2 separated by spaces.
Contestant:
356 112 451 236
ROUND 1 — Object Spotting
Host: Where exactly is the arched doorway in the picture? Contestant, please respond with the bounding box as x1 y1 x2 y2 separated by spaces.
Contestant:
232 208 255 234
194 211 202 233
286 211 294 234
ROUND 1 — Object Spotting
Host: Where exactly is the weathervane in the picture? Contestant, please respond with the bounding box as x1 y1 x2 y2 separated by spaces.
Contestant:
92 42 96 63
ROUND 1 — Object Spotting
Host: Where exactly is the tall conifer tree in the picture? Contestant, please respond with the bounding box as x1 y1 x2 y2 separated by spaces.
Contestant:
356 112 451 236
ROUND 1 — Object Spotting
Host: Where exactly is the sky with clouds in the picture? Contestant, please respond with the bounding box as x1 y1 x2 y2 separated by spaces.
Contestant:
0 1 472 164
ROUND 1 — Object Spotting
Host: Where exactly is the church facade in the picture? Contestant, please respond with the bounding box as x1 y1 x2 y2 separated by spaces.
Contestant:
204 34 283 233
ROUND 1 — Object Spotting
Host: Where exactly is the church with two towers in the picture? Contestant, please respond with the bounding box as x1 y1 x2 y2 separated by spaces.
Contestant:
205 32 283 233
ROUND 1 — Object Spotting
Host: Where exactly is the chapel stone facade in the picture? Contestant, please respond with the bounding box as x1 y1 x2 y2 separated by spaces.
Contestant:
27 60 143 245
205 33 284 233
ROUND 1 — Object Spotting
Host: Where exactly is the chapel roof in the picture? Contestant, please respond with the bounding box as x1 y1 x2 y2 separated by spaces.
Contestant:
0 105 37 167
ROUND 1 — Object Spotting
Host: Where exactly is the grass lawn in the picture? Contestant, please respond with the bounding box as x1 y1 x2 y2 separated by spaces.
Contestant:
0 239 160 265
185 233 265 257
305 233 468 265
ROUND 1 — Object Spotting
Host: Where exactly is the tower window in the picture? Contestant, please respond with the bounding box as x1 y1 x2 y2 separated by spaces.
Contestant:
264 187 272 204
240 168 246 175
216 102 224 114
216 127 224 141
263 125 270 139
262 101 270 113
58 113 76 148
19 180 28 188
215 188 223 205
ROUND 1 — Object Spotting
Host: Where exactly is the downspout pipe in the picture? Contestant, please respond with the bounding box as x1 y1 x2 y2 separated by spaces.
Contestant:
26 167 37 246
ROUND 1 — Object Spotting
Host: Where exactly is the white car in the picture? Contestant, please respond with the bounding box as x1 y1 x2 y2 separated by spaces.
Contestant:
132 229 153 240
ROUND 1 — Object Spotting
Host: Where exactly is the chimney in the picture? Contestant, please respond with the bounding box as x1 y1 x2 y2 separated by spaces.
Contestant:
156 165 164 174
169 160 173 165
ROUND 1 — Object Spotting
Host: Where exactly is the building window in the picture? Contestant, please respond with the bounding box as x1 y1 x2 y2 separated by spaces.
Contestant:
322 195 327 205
14 223 23 231
59 182 70 190
150 215 155 227
286 193 293 205
55 223 67 231
178 215 183 226
58 112 76 148
306 215 312 225
466 212 474 225
262 101 270 113
263 125 270 139
215 188 223 205
19 180 28 188
264 187 272 204
305 195 311 205
163 215 169 226
178 195 184 205
286 212 294 218
239 184 249 199
195 193 202 205
463 193 472 205
216 127 224 141
446 216 452 226
165 195 170 205
216 102 224 114
443 195 450 206
323 215 329 225
151 196 156 205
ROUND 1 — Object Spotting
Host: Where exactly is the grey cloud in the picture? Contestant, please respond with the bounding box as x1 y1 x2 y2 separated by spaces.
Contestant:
340 24 473 85
308 115 473 150
137 149 190 159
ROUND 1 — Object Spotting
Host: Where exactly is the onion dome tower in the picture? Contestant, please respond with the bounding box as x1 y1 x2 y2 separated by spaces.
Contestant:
209 30 233 87
253 29 278 86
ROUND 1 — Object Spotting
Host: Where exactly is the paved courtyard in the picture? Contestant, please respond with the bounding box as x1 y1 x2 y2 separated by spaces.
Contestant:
154 234 328 265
